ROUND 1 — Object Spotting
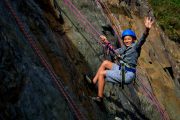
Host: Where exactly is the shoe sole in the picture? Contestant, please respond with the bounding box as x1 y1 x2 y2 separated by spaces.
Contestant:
85 75 92 84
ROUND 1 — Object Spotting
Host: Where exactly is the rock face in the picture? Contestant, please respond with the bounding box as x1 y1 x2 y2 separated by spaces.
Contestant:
0 1 74 120
0 0 179 120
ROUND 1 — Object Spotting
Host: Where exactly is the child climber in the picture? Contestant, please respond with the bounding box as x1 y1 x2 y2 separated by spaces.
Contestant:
87 17 154 102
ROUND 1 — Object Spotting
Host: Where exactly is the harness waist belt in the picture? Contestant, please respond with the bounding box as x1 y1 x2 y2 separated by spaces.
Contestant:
119 65 136 73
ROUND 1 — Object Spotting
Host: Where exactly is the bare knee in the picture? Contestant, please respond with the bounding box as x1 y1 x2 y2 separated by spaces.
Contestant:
98 71 106 85
99 71 106 77
102 60 110 66
101 60 112 69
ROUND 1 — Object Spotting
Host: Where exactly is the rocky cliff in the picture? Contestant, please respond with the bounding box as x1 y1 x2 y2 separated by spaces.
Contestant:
0 0 179 120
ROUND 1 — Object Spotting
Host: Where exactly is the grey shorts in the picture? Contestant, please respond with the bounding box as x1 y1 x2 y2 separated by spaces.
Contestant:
106 63 135 84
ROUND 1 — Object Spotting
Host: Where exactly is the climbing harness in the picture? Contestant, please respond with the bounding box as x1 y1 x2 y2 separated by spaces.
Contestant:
104 41 135 89
119 61 136 88
121 62 125 89
3 0 86 120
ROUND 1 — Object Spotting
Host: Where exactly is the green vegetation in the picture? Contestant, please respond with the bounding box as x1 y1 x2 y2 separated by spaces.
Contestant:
149 0 180 42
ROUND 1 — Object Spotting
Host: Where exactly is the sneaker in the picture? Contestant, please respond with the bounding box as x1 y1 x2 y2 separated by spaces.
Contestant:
91 96 103 103
84 74 97 91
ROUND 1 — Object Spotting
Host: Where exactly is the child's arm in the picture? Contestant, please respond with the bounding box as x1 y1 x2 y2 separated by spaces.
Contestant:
100 35 122 58
135 17 154 48
100 35 114 52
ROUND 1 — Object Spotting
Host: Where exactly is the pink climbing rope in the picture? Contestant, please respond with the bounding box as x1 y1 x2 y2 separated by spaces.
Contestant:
95 0 123 46
136 70 170 120
4 0 86 119
63 0 102 44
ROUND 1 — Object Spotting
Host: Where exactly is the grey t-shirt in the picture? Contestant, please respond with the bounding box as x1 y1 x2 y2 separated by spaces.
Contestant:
116 33 148 68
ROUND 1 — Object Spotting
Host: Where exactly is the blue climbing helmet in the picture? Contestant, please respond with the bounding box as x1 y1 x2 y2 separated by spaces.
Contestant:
121 29 137 40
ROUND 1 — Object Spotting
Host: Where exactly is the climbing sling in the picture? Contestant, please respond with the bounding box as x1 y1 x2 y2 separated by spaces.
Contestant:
121 62 125 89
118 61 136 89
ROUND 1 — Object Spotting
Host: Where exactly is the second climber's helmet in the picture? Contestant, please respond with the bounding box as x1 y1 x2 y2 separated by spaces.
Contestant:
122 29 137 40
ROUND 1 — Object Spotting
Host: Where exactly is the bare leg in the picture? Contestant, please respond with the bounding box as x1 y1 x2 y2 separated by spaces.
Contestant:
93 60 113 84
97 71 106 97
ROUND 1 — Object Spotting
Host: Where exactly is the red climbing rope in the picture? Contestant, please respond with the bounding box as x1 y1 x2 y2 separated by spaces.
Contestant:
63 0 102 44
4 0 86 120
62 0 122 57
95 0 123 47
136 70 170 120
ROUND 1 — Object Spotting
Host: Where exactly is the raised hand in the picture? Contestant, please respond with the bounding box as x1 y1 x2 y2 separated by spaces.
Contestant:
100 35 109 44
144 17 154 29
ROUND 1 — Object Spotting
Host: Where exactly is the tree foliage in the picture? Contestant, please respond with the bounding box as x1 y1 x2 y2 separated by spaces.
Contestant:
149 0 180 42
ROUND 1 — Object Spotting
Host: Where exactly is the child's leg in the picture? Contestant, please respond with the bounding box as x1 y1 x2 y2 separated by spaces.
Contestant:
93 60 113 84
97 70 106 97
105 63 121 83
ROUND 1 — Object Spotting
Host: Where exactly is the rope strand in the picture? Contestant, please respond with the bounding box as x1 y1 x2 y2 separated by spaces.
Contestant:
4 0 86 119
136 70 169 120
